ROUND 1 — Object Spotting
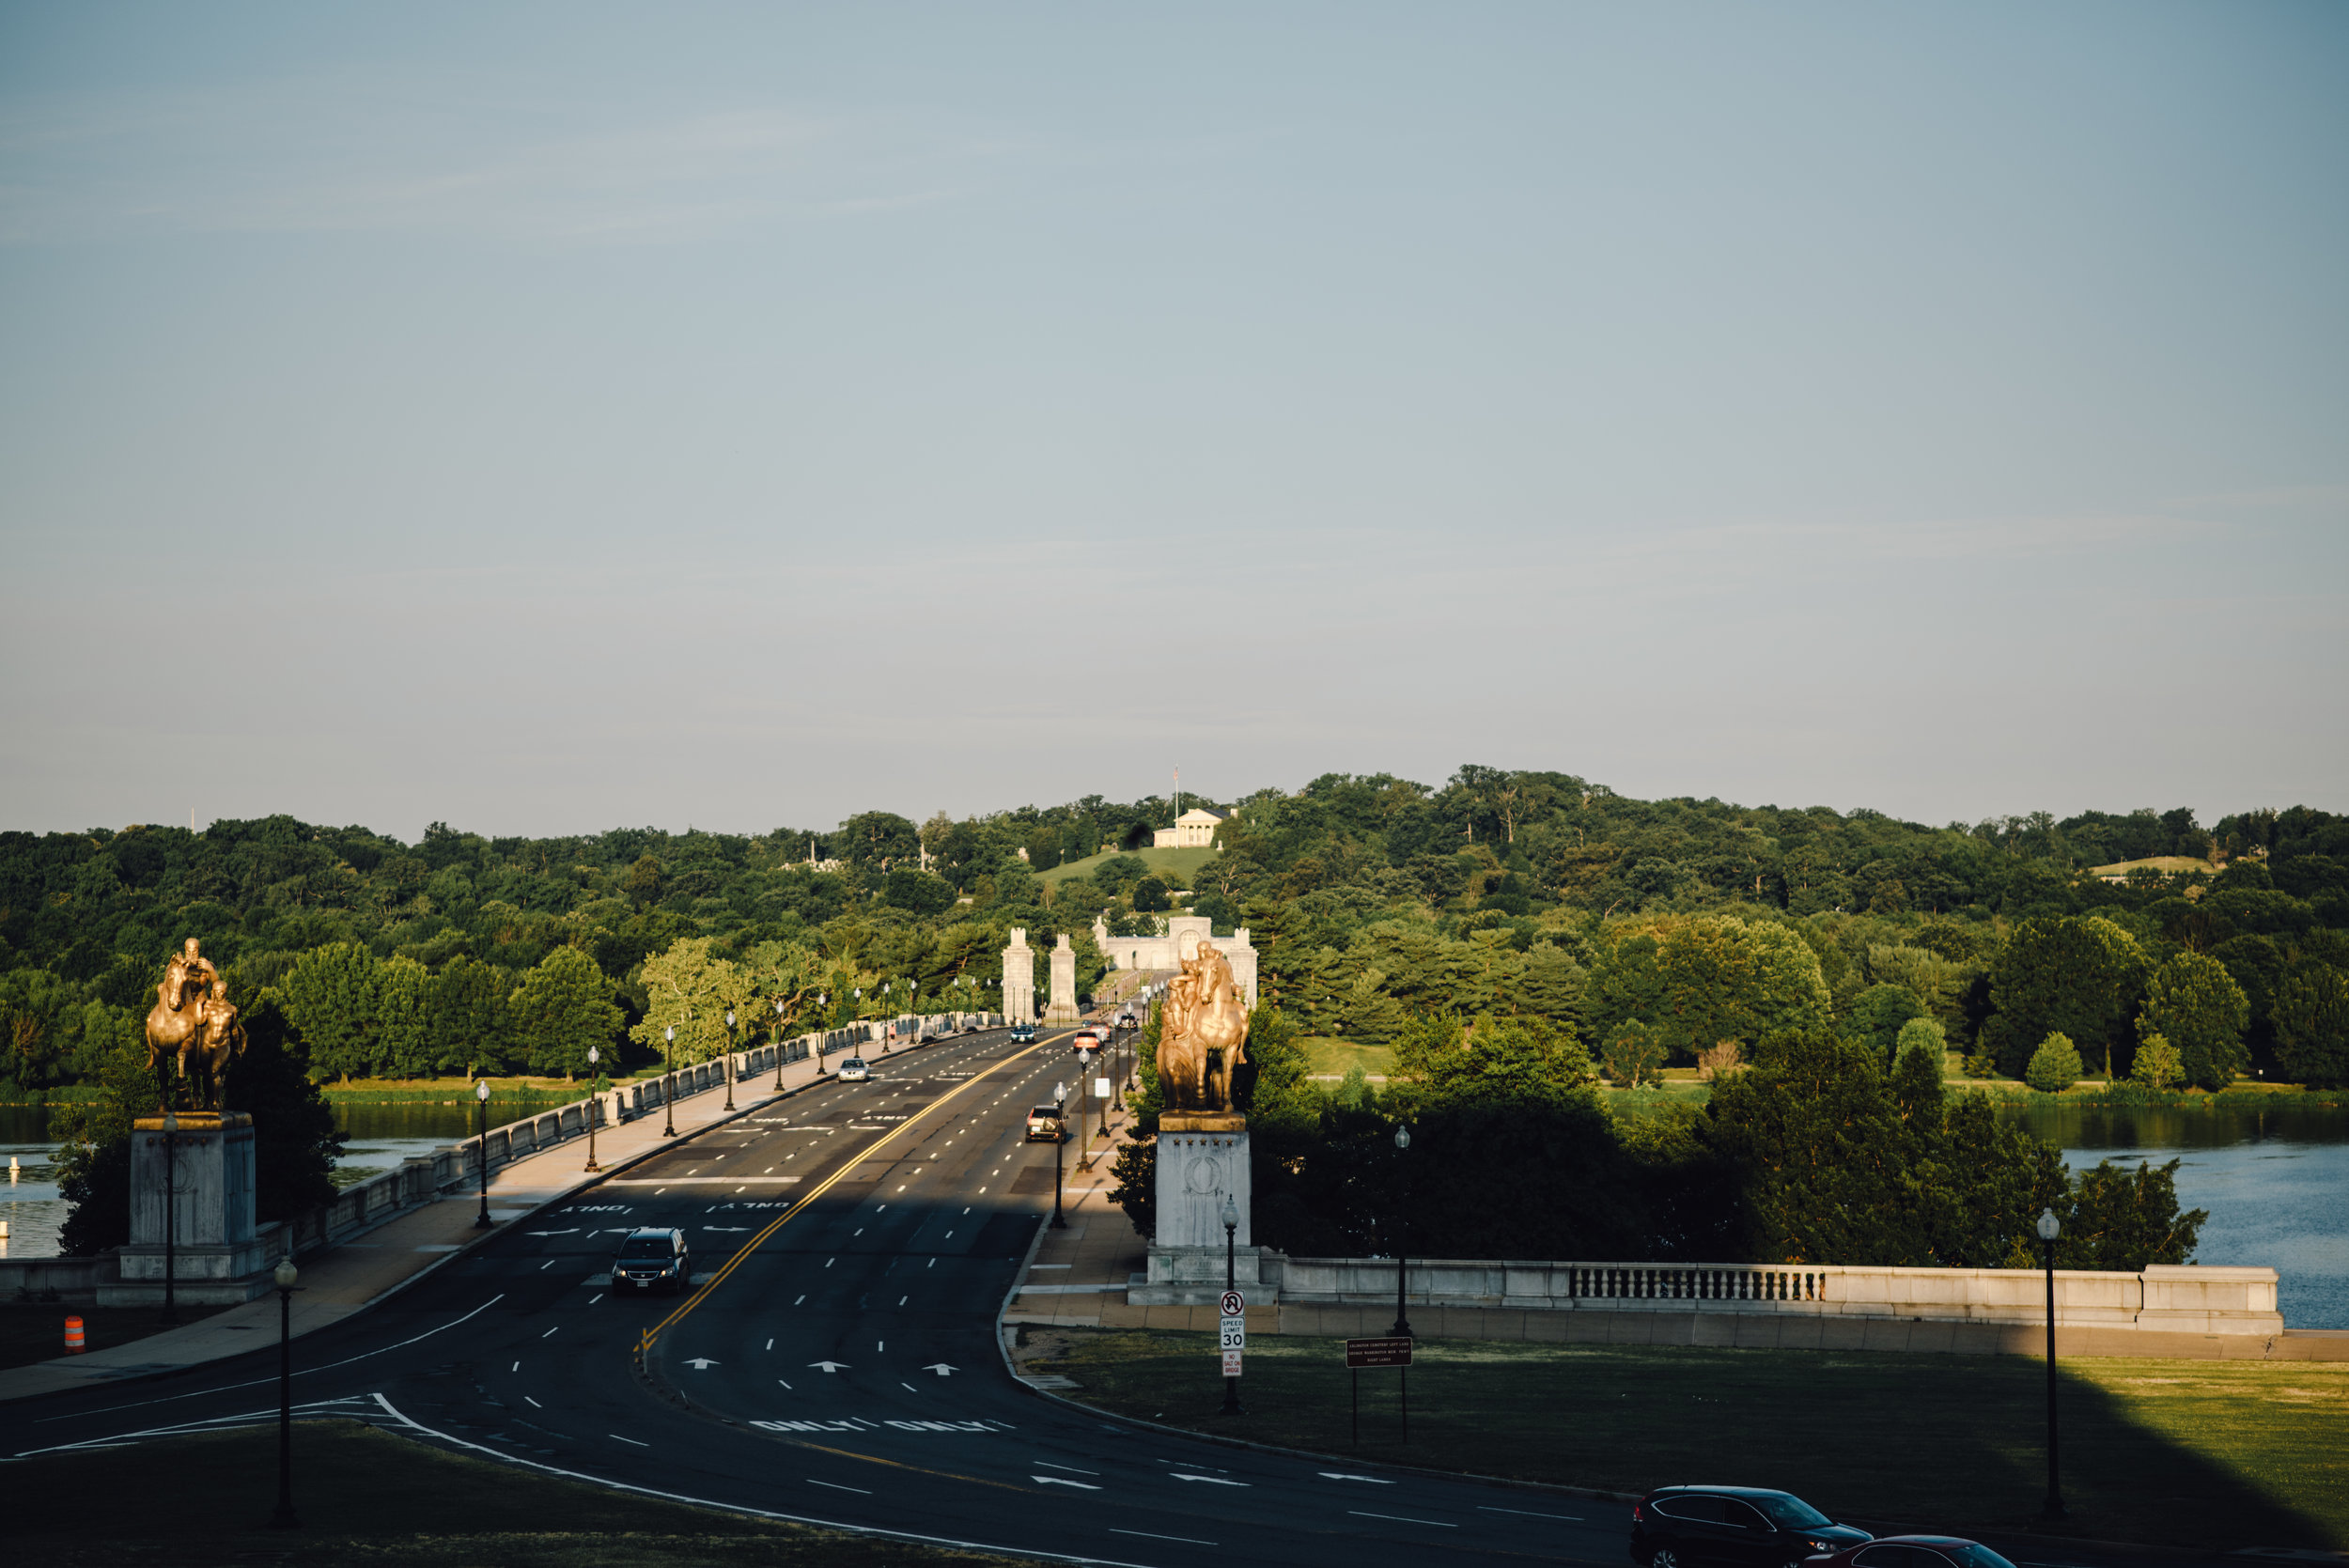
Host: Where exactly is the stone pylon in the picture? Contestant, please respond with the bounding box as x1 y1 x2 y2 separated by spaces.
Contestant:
1001 928 1037 1025
1044 932 1080 1023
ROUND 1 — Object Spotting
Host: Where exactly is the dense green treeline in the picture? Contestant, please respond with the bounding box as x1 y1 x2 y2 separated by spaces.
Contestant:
5 772 2347 1098
1111 1001 2207 1268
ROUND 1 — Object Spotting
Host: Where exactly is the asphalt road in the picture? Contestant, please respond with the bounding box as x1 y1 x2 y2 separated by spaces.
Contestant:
8 1027 2198 1568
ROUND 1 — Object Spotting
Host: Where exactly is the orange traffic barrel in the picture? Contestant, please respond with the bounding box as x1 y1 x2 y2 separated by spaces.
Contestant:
64 1315 86 1354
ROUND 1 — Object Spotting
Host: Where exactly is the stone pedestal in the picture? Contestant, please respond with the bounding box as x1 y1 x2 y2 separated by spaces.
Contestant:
1130 1112 1265 1305
1002 928 1037 1025
1044 932 1080 1023
101 1111 282 1306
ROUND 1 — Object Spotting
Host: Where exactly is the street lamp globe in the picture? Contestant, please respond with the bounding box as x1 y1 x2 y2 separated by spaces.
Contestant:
474 1079 490 1102
588 1046 599 1066
2036 1207 2061 1243
664 1024 675 1045
1053 1081 1068 1103
273 1257 299 1290
726 1010 736 1029
1220 1194 1239 1232
1394 1124 1411 1151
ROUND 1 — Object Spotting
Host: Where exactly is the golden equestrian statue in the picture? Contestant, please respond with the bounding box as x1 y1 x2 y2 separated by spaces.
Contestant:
1156 937 1250 1112
145 937 245 1108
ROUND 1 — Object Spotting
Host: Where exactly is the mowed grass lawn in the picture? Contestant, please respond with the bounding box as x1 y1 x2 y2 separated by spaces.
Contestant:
1045 1329 2349 1553
10 1421 1030 1568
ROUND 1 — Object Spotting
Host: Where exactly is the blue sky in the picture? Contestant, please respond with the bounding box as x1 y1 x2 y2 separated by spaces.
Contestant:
3 2 2343 840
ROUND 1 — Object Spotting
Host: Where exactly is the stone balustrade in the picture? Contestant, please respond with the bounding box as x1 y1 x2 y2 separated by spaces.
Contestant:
1262 1255 2283 1335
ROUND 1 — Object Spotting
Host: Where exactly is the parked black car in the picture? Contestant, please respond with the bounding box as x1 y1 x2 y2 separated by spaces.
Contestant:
1630 1485 1870 1567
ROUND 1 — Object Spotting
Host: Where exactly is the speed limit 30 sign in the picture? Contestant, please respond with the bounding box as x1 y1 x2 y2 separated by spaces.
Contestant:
1220 1290 1246 1356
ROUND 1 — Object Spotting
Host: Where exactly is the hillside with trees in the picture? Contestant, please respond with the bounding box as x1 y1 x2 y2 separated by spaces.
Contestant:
4 774 2345 1099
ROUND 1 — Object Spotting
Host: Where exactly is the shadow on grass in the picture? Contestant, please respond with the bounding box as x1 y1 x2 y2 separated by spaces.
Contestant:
1047 1330 2345 1553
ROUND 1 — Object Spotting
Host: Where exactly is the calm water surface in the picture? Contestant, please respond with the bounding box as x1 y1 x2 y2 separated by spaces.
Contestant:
1999 1098 2349 1331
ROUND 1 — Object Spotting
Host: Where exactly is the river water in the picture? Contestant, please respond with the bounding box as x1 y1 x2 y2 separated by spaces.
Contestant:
6 1099 2345 1328
1997 1099 2349 1331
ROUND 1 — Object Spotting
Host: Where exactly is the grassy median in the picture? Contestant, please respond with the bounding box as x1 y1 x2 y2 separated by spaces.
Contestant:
1032 1327 2349 1553
9 1421 1028 1567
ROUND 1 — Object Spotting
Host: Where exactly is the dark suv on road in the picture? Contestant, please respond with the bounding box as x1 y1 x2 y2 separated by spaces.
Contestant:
1630 1485 1870 1567
611 1228 692 1295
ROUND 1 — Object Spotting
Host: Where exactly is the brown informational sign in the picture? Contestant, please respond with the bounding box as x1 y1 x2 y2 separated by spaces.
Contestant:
1346 1336 1414 1368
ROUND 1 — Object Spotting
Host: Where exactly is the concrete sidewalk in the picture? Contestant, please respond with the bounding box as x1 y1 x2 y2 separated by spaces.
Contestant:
0 1039 863 1404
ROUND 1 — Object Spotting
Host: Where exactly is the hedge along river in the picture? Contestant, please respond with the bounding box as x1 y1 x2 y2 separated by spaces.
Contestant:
1997 1094 2349 1331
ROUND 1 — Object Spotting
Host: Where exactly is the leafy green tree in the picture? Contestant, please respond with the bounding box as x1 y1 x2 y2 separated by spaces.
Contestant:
279 942 383 1081
373 954 433 1077
1983 916 2150 1078
425 955 515 1078
223 991 343 1223
1597 1019 1666 1087
509 947 623 1078
1892 1015 1946 1065
2025 1032 2085 1093
2272 962 2349 1087
881 868 955 918
2131 1032 2183 1089
2062 1159 2205 1267
1131 876 1172 913
630 937 739 1065
1845 983 1929 1062
839 812 920 870
1636 916 1830 1060
2139 951 2251 1090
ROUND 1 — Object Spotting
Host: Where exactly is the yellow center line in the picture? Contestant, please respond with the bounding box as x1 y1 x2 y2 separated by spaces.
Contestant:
640 1032 1065 1351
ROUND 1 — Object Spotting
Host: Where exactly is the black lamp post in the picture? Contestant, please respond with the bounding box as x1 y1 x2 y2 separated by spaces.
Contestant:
723 1009 737 1112
661 1024 677 1138
774 997 789 1090
1050 1079 1069 1229
473 1079 492 1229
1221 1193 1243 1415
1078 1047 1097 1166
160 1108 179 1325
2038 1205 2066 1519
268 1256 303 1529
1392 1123 1414 1339
583 1047 603 1173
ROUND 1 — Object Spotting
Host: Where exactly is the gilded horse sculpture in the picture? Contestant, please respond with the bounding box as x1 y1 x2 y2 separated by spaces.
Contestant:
1157 939 1250 1112
144 937 242 1108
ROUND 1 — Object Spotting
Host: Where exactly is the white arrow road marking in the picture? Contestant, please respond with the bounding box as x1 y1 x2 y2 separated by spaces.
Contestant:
808 1361 850 1372
1034 1476 1102 1489
1171 1474 1250 1485
705 1226 751 1233
524 1228 580 1236
1035 1461 1097 1474
924 1363 957 1375
1348 1511 1455 1527
1113 1529 1217 1545
1320 1472 1396 1483
685 1358 720 1370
